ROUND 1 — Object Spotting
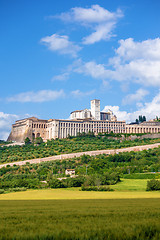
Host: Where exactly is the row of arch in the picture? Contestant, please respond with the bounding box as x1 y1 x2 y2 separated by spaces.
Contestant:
32 133 40 138
32 124 46 129
126 127 160 134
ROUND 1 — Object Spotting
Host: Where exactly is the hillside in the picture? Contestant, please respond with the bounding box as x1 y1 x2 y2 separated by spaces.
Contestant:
0 146 160 191
1 133 160 165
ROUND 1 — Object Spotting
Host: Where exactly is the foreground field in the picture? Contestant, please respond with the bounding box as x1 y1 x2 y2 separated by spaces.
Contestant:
1 189 160 200
0 199 160 240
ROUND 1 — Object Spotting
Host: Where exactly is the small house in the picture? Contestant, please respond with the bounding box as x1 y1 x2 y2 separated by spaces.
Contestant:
65 169 75 176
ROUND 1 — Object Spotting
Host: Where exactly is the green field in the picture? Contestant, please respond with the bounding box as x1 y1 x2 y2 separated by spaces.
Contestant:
0 179 160 200
0 199 160 240
0 179 160 239
112 179 148 191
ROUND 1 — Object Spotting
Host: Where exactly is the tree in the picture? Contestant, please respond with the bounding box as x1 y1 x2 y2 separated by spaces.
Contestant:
138 115 146 123
139 115 143 122
35 137 43 145
146 179 160 191
142 116 146 122
136 119 139 123
48 178 64 188
25 137 31 145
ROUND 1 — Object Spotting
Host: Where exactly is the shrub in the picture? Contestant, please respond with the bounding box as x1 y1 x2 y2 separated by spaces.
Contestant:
8 187 27 192
25 137 31 145
48 178 65 188
81 186 114 191
123 173 158 179
0 189 5 194
64 176 85 187
146 179 160 191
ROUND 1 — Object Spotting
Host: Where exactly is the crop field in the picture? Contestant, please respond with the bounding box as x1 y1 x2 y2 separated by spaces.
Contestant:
0 198 160 240
0 179 160 200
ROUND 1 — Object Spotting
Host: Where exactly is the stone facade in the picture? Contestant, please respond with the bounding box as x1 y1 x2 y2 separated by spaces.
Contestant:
8 117 47 142
46 119 126 139
125 123 160 134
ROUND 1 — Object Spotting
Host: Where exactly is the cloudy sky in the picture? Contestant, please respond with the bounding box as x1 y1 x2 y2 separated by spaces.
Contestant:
1 0 160 139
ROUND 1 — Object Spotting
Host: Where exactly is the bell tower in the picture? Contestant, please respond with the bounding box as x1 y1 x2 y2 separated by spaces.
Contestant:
91 99 100 120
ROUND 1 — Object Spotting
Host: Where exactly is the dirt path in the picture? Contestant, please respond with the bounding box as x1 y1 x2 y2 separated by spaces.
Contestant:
0 142 160 168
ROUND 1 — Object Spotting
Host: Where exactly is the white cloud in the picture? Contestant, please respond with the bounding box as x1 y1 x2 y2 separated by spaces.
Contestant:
40 34 81 57
122 88 149 105
108 38 160 86
57 5 123 44
7 90 65 103
83 22 116 45
71 89 95 98
103 91 160 123
75 60 109 79
59 5 122 23
0 112 18 140
115 38 160 61
73 38 160 88
52 72 70 81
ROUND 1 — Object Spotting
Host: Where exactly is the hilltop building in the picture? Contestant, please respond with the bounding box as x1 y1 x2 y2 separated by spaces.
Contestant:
70 99 117 121
7 99 160 142
7 99 124 142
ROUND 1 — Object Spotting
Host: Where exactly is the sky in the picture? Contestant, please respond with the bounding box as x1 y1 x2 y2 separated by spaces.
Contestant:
1 0 160 140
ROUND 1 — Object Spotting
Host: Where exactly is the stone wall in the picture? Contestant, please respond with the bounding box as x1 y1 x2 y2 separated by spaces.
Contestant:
7 117 47 142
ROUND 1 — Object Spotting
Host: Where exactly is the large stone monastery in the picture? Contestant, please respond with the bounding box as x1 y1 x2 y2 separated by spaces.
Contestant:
8 99 160 142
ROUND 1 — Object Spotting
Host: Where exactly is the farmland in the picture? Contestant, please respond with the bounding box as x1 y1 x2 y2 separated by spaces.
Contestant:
0 179 160 200
0 135 160 239
0 198 160 240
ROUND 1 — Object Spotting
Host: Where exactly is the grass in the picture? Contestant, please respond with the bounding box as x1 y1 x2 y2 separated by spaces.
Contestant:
112 179 148 191
0 199 160 239
0 179 160 200
0 180 160 239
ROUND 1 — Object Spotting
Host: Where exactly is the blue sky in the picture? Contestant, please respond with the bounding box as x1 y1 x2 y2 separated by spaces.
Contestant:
1 0 160 139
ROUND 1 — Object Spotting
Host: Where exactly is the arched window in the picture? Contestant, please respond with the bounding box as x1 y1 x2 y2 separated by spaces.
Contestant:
36 133 40 138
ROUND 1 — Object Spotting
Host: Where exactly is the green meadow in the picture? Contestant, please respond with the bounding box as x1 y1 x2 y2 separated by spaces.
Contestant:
0 180 160 240
1 179 160 200
0 198 160 240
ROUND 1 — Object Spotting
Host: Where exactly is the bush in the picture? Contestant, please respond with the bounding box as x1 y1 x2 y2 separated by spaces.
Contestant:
123 173 158 179
48 178 65 188
146 179 160 191
81 186 114 191
64 176 85 187
0 189 5 194
25 137 31 145
8 187 27 192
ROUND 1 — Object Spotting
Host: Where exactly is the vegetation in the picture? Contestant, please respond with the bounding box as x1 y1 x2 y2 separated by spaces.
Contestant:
112 179 149 192
1 133 160 164
0 140 11 146
155 116 160 122
81 185 114 191
24 137 31 145
136 115 146 123
0 199 160 239
0 146 160 191
146 179 160 191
